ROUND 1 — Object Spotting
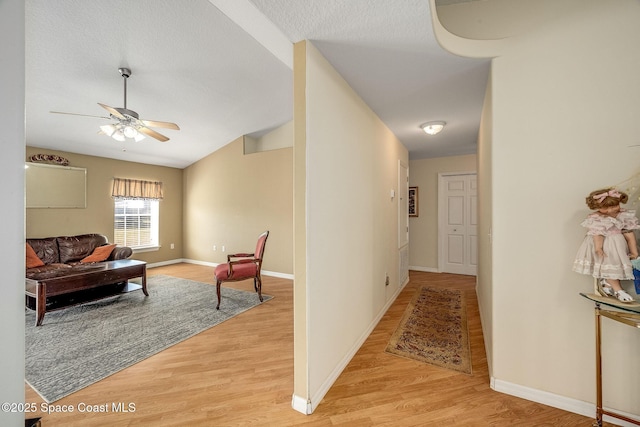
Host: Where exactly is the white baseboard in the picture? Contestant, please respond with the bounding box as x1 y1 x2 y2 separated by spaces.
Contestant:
261 269 294 280
408 265 439 273
146 258 184 268
293 276 410 415
492 378 640 427
291 394 312 415
148 258 294 280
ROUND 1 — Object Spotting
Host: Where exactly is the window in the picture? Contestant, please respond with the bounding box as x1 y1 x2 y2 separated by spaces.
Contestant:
111 178 163 250
114 198 159 249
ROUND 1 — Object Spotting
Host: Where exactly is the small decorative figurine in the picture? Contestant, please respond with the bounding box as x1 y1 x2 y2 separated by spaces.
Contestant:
573 188 639 303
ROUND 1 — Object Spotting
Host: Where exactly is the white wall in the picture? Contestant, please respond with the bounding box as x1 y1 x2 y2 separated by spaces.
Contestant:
434 0 640 419
293 41 409 412
0 1 26 426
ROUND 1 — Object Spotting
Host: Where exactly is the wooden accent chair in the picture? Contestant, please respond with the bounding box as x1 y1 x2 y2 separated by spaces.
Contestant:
213 231 269 310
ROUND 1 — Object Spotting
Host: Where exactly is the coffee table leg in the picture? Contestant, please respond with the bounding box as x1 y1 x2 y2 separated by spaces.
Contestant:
36 283 46 326
141 266 149 296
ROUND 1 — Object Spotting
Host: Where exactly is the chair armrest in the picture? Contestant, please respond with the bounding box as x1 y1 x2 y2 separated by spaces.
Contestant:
228 252 254 258
227 257 259 275
229 258 258 265
227 252 254 262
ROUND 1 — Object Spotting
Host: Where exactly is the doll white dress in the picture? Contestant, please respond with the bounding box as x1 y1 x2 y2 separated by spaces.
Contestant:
573 209 640 280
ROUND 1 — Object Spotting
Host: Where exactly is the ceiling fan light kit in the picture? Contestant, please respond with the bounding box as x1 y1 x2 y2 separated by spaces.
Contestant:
420 121 446 136
51 67 179 143
100 123 145 142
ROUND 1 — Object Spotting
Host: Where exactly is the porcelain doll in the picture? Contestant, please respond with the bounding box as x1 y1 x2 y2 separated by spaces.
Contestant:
572 188 639 302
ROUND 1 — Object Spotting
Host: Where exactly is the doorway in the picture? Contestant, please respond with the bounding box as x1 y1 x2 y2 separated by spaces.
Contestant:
438 172 477 276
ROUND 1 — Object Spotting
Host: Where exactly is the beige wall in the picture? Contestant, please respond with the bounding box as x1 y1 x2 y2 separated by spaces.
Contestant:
476 72 493 377
408 154 477 271
436 0 581 41
244 120 293 153
293 41 409 412
182 137 293 275
434 0 640 418
25 147 183 265
292 41 308 404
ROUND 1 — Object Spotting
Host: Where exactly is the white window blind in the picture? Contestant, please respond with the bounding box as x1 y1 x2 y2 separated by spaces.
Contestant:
112 178 162 249
114 198 159 249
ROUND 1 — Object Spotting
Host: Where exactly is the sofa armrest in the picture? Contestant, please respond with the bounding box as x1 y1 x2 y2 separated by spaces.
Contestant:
110 246 133 260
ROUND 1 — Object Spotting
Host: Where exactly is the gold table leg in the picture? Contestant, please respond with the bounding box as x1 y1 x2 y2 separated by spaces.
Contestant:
592 303 640 426
594 304 603 427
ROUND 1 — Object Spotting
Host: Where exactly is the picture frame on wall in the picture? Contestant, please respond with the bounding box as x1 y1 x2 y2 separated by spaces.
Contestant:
409 186 418 217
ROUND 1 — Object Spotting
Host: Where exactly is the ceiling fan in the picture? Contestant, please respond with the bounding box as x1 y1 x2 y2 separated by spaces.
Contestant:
51 67 179 142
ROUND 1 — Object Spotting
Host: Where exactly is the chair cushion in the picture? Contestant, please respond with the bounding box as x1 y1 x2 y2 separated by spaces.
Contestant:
214 262 257 281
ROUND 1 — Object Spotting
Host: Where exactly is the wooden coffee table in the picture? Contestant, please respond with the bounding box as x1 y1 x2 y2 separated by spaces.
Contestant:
26 259 148 326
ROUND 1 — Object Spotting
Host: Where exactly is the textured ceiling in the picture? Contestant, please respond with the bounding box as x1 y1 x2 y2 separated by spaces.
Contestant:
26 0 490 168
249 0 490 161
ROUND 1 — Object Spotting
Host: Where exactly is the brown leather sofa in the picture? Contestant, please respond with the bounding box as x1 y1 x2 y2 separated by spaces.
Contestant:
27 233 132 278
26 234 135 324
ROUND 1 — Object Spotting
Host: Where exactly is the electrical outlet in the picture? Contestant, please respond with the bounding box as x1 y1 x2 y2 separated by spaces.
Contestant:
213 245 216 251
170 243 175 249
385 273 390 286
222 246 226 252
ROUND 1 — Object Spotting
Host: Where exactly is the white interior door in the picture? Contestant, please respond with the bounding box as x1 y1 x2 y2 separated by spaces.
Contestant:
439 173 477 276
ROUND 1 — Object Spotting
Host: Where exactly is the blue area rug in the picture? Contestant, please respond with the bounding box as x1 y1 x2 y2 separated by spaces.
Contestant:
25 274 272 402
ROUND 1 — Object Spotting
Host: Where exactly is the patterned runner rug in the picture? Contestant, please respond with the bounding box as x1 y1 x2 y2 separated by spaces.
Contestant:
385 286 471 374
25 274 272 403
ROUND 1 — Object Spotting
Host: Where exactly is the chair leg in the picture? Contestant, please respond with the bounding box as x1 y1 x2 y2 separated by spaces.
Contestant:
216 280 221 310
254 277 258 292
256 276 263 302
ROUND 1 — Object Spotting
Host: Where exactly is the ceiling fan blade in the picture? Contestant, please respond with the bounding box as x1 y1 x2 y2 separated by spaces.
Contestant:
141 119 180 130
98 102 126 120
138 126 170 142
50 111 110 120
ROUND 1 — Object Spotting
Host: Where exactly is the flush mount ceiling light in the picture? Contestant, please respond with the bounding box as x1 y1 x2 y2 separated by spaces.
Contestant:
420 121 446 135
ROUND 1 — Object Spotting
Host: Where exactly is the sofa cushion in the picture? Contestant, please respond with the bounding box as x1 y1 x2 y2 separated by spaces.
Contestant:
57 234 108 263
81 244 117 263
26 243 45 268
26 237 59 265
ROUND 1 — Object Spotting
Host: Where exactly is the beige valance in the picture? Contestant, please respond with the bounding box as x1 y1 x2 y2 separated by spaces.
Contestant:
111 178 164 200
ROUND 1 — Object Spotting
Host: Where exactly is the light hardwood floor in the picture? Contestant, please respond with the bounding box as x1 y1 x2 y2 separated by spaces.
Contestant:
25 265 606 426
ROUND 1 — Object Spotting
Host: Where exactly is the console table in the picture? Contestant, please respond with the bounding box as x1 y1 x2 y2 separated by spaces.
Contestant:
580 293 640 427
26 259 147 326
